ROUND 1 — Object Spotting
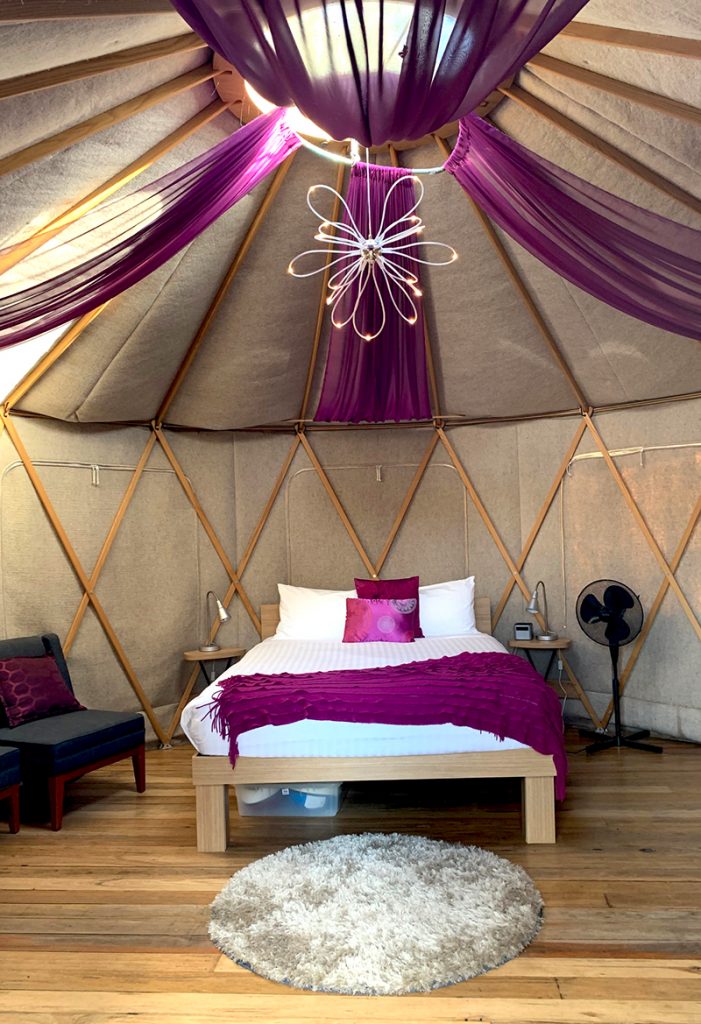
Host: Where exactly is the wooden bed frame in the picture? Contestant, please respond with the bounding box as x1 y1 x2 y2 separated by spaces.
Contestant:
192 598 557 851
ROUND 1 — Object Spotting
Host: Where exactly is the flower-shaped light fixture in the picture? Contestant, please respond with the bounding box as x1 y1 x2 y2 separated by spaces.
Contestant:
288 163 457 341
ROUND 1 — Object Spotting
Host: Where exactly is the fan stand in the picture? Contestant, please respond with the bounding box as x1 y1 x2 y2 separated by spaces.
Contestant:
580 645 663 754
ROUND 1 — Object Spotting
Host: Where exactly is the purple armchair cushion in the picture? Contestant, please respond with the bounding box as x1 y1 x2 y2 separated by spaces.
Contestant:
354 576 424 637
0 654 84 728
343 598 417 644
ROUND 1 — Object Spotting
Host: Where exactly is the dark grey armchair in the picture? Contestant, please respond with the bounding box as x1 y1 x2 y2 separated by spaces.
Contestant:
0 634 145 830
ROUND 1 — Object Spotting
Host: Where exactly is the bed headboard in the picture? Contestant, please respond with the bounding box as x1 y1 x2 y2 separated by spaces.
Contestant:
260 597 492 640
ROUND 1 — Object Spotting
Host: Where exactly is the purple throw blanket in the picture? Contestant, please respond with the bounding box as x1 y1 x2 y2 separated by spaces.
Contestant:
205 651 567 799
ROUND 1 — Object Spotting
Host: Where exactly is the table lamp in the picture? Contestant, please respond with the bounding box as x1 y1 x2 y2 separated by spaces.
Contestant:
526 580 558 641
199 590 231 652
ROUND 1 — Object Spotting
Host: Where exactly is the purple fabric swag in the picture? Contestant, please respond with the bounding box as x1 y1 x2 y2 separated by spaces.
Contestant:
445 115 701 341
205 650 568 798
0 109 300 348
170 0 589 147
314 163 432 422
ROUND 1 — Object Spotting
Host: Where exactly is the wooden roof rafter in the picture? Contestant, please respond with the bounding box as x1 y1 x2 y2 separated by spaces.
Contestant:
528 53 701 126
0 64 221 180
0 31 206 100
558 23 701 59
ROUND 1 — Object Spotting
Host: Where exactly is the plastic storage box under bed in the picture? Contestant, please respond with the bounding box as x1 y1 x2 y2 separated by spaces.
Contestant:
235 782 342 817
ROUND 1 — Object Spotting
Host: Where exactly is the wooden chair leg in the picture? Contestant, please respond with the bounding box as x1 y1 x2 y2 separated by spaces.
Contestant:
132 745 146 793
48 775 65 832
7 786 20 834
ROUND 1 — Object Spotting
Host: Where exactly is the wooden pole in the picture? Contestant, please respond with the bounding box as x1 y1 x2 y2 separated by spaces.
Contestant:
558 23 701 59
0 0 174 16
0 99 230 278
499 85 701 217
156 152 297 425
0 33 206 100
0 66 219 179
1 412 168 744
528 54 701 126
434 134 589 411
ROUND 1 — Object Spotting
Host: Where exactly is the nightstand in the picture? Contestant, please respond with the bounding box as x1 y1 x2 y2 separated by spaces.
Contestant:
183 647 246 689
508 638 571 682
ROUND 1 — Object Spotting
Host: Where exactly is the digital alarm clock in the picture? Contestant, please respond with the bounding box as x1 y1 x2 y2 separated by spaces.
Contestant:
513 622 534 641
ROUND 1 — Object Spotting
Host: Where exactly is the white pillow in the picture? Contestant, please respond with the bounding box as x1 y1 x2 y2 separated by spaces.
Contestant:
419 576 476 636
275 583 355 641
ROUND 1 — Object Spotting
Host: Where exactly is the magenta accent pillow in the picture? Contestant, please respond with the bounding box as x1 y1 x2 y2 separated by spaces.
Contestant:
354 576 424 638
343 598 417 643
0 654 84 728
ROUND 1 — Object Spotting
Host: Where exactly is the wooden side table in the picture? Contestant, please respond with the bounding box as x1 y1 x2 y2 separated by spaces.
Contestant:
183 647 246 689
508 638 571 682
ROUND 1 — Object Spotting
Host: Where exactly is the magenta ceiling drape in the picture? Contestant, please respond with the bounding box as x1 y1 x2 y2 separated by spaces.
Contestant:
314 163 432 422
0 109 300 348
169 0 589 147
444 115 701 341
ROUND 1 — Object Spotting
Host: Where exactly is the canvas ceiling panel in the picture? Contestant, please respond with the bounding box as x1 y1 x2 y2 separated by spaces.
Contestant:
542 38 701 108
0 48 208 160
167 149 339 429
572 0 701 35
493 229 701 405
401 145 577 418
505 71 700 226
0 14 191 80
73 189 267 422
522 66 701 206
0 80 218 248
489 91 695 227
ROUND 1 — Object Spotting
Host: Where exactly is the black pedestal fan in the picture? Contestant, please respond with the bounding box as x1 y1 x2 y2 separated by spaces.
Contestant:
576 580 662 754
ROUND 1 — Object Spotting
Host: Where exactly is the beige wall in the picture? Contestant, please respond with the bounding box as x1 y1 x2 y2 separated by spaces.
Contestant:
1 400 699 742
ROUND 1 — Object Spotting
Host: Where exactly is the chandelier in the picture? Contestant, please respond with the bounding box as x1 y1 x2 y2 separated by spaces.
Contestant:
288 161 457 341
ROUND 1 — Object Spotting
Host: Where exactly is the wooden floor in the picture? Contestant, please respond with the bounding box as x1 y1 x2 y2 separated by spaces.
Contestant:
1 730 700 1023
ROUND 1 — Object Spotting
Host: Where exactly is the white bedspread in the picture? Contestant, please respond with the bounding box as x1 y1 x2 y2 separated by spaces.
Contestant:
180 633 527 757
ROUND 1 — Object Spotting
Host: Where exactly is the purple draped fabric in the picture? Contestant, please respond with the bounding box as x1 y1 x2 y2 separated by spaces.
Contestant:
314 163 432 422
445 115 701 341
0 109 300 348
205 650 568 797
170 0 589 147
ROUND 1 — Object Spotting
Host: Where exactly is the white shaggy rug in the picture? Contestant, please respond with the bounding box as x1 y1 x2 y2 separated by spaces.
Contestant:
209 833 543 994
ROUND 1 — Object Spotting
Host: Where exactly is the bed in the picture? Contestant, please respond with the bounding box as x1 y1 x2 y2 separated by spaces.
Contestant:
185 597 558 851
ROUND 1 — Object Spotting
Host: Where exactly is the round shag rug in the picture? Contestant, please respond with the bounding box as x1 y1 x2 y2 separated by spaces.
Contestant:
209 832 543 995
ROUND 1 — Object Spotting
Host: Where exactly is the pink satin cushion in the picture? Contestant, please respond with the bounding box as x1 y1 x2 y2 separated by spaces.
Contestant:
0 654 84 728
343 598 417 643
354 576 424 638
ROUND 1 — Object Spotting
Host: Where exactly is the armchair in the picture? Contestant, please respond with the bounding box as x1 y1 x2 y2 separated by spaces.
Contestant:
0 745 20 833
0 633 145 830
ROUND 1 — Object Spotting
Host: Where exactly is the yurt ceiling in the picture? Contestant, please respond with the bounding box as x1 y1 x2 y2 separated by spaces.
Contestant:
0 1 700 430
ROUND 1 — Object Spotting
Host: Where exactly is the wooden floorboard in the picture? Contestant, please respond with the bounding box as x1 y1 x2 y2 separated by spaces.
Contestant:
0 731 700 1022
